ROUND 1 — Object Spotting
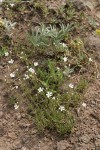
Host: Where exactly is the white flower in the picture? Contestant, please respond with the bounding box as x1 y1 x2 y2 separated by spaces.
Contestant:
89 58 93 62
38 87 44 93
10 72 15 78
8 59 14 64
46 91 53 98
82 102 86 108
7 7 10 10
59 105 65 111
28 68 35 74
24 74 29 80
52 97 55 100
62 43 67 48
21 51 24 54
14 102 19 110
5 52 9 56
34 62 38 66
10 3 14 7
60 43 67 48
69 83 74 88
15 86 18 89
63 56 68 62
57 67 60 70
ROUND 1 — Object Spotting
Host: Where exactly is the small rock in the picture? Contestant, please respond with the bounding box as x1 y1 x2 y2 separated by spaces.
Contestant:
97 134 100 139
80 135 91 143
31 129 37 134
8 132 17 139
84 1 95 10
71 0 86 10
75 147 87 150
90 112 100 122
21 135 30 144
57 140 70 150
85 35 100 51
12 140 21 149
37 140 54 150
21 147 28 150
96 22 100 27
95 146 100 150
19 123 31 128
95 139 100 147
91 100 96 105
96 10 100 19
15 113 21 120
21 114 26 118
0 111 3 118
0 127 5 136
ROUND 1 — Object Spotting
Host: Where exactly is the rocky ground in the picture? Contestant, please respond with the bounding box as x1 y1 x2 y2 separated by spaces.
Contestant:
0 0 100 150
72 0 100 19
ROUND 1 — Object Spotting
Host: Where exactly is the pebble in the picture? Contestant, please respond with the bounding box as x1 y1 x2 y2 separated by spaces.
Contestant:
96 22 100 27
15 113 21 121
57 140 70 150
95 139 100 147
19 123 31 129
0 111 3 118
21 147 28 150
75 147 86 150
97 134 100 139
80 135 91 144
86 35 100 51
0 127 5 136
8 132 17 140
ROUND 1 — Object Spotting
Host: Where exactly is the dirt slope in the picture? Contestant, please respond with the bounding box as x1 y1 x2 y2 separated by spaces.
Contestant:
0 0 100 150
